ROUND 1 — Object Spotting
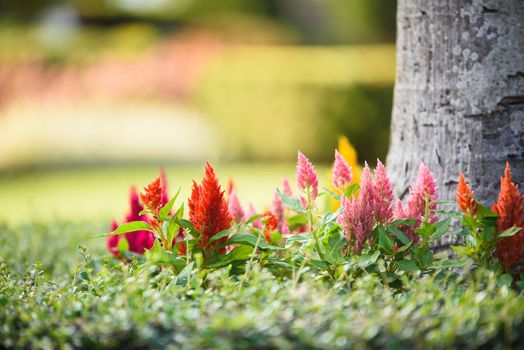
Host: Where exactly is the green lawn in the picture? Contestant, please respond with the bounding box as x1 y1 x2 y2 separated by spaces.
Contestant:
0 163 329 224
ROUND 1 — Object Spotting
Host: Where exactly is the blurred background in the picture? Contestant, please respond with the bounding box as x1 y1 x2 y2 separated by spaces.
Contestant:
0 0 395 223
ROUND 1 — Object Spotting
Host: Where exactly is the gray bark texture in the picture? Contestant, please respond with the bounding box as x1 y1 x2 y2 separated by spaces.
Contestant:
387 0 524 208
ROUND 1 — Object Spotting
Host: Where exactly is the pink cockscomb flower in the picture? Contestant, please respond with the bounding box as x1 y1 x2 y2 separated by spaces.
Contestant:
395 162 439 241
337 164 375 254
373 160 394 224
406 162 439 223
271 191 290 234
245 203 262 229
337 196 373 254
228 189 245 223
296 151 319 205
107 187 155 257
160 168 169 207
332 150 352 191
359 163 375 216
282 178 293 196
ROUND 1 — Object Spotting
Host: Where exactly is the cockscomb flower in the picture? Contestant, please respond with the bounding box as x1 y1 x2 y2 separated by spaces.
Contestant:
261 211 279 243
160 169 169 207
296 151 319 204
226 177 235 196
188 162 232 253
492 162 524 270
359 163 375 216
456 173 478 216
337 164 375 254
337 195 373 254
406 162 439 223
107 187 155 257
245 203 262 229
332 149 352 191
271 191 290 234
373 160 394 224
140 177 163 214
394 162 439 241
282 178 293 196
228 189 245 223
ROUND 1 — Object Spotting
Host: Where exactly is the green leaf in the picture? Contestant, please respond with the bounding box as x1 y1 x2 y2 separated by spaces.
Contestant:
94 221 155 238
344 183 360 198
287 215 308 230
79 271 90 281
497 226 522 239
245 214 261 225
159 187 181 218
391 218 417 227
387 226 410 245
117 237 129 252
309 259 329 270
396 260 419 273
277 189 306 215
165 221 180 248
173 203 184 218
498 273 513 288
209 226 237 242
430 218 451 241
378 228 394 253
284 233 312 248
228 245 253 261
227 233 285 250
461 215 477 229
174 262 194 286
321 209 341 226
356 251 380 269
476 204 497 219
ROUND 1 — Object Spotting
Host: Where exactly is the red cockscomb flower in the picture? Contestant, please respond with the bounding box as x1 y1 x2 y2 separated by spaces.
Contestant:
492 162 524 270
140 177 163 214
456 173 478 216
188 162 232 254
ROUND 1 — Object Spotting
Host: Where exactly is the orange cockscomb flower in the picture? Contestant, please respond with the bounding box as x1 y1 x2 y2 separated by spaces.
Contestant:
140 177 163 214
188 162 232 253
261 211 279 243
492 162 524 270
456 173 478 216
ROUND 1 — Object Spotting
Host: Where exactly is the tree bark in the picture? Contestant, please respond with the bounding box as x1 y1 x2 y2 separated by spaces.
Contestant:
387 0 524 207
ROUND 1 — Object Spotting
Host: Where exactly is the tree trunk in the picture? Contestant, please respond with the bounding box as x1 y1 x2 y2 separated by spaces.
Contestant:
387 0 524 207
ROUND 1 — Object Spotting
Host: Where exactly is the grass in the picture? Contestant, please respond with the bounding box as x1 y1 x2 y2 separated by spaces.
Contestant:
0 163 329 224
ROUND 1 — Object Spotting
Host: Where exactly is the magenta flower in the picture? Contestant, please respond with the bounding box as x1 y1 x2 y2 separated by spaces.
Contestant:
244 203 262 229
296 151 319 204
373 160 394 224
107 187 155 257
332 150 352 190
271 191 290 234
228 189 245 223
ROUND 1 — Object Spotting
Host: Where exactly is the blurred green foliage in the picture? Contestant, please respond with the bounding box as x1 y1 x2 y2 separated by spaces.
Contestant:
0 0 394 45
195 45 394 162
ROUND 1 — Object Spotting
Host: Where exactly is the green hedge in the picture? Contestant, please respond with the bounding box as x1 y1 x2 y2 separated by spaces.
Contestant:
1 221 523 349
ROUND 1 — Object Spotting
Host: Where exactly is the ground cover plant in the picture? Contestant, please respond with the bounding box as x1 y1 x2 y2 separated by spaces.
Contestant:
1 149 523 349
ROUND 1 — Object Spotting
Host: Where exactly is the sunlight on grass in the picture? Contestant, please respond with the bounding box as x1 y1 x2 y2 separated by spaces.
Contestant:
0 163 329 224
